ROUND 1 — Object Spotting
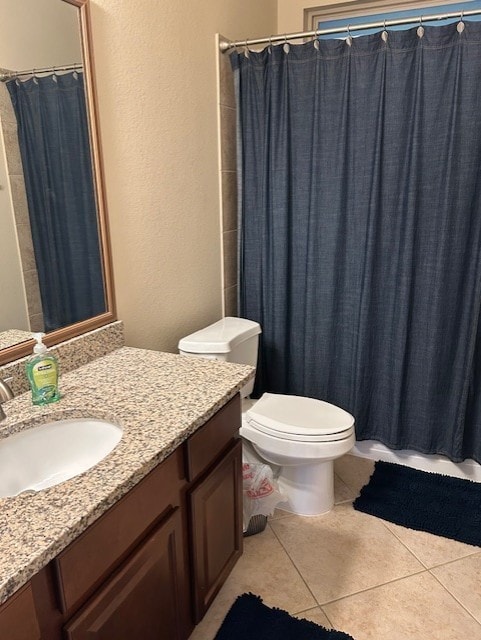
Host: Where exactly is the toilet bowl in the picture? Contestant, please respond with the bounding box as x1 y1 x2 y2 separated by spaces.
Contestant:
241 393 354 515
178 317 355 516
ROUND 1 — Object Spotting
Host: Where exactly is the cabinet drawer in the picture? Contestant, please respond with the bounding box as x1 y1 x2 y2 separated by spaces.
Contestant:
185 394 241 482
0 583 41 640
55 447 184 615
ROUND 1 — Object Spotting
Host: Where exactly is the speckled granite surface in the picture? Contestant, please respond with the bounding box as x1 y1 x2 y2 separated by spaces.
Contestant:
0 330 33 351
0 321 124 396
0 346 254 605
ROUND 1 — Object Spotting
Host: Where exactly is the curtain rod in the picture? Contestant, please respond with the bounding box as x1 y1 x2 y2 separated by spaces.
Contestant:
219 7 481 52
0 63 83 82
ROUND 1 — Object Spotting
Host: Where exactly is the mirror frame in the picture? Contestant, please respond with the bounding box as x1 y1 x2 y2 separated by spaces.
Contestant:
0 0 116 366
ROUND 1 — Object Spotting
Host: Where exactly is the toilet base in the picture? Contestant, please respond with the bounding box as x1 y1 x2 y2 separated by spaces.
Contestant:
277 459 334 516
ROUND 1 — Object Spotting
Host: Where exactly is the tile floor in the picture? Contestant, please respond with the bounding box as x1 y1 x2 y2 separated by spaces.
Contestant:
189 455 481 640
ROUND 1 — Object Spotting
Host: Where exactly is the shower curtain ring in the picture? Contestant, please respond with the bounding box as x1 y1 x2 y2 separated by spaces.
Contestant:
268 34 273 53
417 15 425 38
244 39 250 58
346 24 353 46
313 28 320 49
381 18 389 42
458 10 465 33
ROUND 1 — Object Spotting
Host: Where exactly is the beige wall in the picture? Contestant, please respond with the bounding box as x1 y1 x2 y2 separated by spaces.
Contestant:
277 0 461 33
278 0 317 32
90 0 277 353
0 0 81 71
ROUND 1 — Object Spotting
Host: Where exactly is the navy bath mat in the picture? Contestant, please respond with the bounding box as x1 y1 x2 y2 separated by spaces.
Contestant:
214 593 355 640
354 460 481 547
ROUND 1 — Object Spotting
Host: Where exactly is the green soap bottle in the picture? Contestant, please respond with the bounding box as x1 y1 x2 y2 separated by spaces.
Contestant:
25 333 60 405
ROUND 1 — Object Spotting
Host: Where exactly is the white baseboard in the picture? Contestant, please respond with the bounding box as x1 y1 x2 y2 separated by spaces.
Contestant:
351 440 481 482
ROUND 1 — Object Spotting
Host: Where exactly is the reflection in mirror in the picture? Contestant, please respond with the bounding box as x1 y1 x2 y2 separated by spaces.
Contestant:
0 0 113 361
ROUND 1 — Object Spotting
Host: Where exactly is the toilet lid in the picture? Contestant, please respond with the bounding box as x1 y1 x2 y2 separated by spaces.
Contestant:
245 393 355 441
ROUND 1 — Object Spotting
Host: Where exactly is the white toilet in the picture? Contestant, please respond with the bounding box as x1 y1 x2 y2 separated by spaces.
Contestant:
178 317 355 516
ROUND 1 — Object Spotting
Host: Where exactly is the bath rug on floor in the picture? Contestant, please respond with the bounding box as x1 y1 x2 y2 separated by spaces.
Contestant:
214 593 355 640
354 460 481 547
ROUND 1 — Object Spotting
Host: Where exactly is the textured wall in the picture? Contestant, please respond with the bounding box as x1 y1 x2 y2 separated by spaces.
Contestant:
278 0 373 33
0 0 80 70
89 0 277 353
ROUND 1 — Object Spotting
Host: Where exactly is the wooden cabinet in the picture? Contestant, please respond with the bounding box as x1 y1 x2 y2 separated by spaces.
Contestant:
64 509 185 640
55 447 185 617
0 583 41 640
0 394 243 640
185 393 243 621
189 440 243 622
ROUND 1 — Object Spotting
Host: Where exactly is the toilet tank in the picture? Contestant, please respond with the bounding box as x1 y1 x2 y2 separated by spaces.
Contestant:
178 317 261 397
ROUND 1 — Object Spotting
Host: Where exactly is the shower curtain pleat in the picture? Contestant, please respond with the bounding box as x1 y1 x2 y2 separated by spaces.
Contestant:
7 73 105 332
232 21 481 463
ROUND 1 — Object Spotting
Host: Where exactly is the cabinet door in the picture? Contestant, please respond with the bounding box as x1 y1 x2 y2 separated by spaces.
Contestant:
0 583 41 640
64 508 185 640
189 439 243 622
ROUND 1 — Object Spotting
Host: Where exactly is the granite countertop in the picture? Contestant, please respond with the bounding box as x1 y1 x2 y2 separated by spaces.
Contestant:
0 329 33 351
0 346 254 605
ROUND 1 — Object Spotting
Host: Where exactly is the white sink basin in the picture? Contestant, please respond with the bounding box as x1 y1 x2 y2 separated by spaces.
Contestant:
0 418 122 497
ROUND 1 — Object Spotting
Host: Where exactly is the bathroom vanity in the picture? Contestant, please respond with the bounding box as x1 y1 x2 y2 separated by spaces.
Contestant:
0 347 253 640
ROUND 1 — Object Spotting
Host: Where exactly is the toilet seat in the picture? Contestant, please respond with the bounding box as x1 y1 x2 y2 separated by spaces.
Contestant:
245 393 354 442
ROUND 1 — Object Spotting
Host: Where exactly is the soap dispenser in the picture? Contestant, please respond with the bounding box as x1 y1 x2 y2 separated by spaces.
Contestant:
25 333 60 405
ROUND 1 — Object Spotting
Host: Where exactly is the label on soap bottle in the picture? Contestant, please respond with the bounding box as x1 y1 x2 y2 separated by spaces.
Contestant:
31 358 60 404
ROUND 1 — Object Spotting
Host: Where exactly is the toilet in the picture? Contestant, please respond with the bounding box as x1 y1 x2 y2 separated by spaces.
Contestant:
178 317 355 515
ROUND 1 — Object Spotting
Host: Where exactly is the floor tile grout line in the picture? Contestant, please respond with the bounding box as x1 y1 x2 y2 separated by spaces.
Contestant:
428 567 481 628
378 518 481 570
335 497 357 505
290 603 338 630
374 518 431 569
266 522 320 609
318 604 337 629
334 457 376 492
333 472 358 502
269 518 427 615
317 567 429 608
350 505 430 570
269 503 428 607
423 548 481 569
292 603 334 627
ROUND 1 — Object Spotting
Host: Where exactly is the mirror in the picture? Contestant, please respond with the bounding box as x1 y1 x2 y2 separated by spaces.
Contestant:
0 0 115 365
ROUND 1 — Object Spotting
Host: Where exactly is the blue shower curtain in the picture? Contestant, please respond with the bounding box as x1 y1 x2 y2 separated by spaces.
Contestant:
7 72 105 332
232 22 481 463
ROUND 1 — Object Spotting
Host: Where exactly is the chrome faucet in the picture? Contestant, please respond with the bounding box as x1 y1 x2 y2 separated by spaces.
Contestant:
0 377 14 422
